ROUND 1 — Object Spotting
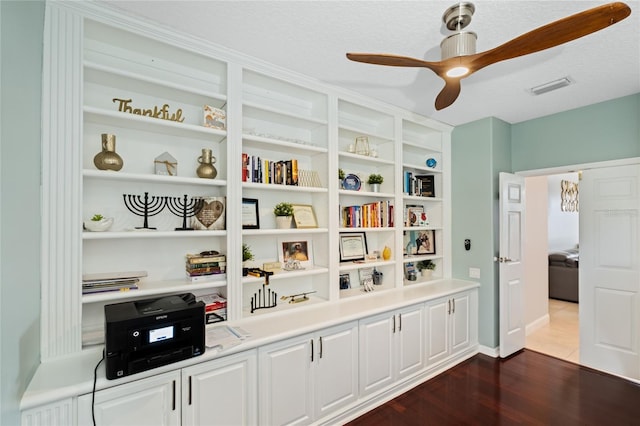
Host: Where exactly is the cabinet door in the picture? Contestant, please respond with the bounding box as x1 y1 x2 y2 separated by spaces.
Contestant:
451 292 471 355
315 322 358 418
182 350 257 426
425 297 450 367
77 371 180 426
259 334 314 426
396 304 425 378
359 312 394 396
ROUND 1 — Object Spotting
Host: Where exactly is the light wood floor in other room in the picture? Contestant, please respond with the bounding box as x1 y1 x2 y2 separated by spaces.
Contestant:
526 299 579 363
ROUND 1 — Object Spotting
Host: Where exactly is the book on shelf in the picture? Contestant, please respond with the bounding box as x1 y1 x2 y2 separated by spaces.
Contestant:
186 266 226 276
186 273 227 283
340 200 393 228
185 253 226 264
415 174 435 197
241 153 299 186
82 270 147 282
82 279 139 294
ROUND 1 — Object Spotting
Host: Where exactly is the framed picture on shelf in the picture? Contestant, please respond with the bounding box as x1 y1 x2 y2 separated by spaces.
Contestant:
359 267 374 286
339 273 351 290
339 232 368 262
242 198 260 229
406 204 423 227
291 204 318 228
278 238 313 269
416 230 436 255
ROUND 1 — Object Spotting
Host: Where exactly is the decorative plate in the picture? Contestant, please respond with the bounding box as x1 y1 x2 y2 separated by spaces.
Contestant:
426 158 437 168
342 174 361 191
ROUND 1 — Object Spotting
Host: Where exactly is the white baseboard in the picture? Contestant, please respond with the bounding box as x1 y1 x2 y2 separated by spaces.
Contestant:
477 345 499 357
526 314 550 335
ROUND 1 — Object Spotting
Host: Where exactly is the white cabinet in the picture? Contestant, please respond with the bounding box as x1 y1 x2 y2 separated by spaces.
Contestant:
181 350 257 426
78 370 181 426
425 291 476 367
77 350 256 426
258 322 358 425
358 304 424 396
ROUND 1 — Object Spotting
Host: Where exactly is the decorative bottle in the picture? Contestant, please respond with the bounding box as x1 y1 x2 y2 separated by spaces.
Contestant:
196 148 217 179
93 134 123 171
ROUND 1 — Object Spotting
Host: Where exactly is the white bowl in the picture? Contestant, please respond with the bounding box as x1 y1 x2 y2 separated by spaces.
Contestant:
84 217 113 232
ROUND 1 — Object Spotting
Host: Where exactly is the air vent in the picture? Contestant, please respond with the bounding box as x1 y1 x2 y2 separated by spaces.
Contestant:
529 77 574 96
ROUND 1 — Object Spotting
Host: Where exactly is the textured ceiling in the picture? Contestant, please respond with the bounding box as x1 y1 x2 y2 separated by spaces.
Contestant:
103 1 640 126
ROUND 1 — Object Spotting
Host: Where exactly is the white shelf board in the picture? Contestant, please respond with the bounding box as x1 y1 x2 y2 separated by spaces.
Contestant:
338 260 395 272
83 169 227 187
242 182 327 193
83 229 227 240
82 278 226 304
242 228 328 236
242 133 327 155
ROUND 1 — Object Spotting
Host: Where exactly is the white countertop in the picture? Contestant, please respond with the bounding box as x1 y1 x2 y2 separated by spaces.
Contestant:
21 278 478 410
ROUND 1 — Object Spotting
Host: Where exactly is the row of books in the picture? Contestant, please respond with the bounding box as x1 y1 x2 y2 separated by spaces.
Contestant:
186 252 226 283
242 153 298 185
404 171 435 197
340 201 394 228
82 271 147 295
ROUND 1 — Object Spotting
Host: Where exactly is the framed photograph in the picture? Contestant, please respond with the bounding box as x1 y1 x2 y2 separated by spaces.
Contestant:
339 232 368 262
406 204 423 227
339 273 351 290
415 230 436 255
291 204 318 228
359 267 374 286
242 198 260 229
278 238 313 269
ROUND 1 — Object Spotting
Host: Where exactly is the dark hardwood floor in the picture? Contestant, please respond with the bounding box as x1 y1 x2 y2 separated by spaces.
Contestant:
346 350 640 426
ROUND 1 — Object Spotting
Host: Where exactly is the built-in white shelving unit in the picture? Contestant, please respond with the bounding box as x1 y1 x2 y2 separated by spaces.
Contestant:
39 2 452 359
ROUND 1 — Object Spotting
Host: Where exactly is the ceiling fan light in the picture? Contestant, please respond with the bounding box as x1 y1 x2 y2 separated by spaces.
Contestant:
446 66 470 77
440 31 477 60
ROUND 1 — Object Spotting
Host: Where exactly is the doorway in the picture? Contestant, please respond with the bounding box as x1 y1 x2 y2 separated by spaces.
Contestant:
523 172 580 363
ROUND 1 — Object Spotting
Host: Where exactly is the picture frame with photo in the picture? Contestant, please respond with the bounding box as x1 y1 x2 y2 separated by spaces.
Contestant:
339 232 368 262
242 198 260 229
277 238 313 269
291 204 318 228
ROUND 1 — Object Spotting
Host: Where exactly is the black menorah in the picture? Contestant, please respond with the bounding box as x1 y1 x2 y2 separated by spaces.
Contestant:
251 283 277 314
123 192 166 230
166 195 205 231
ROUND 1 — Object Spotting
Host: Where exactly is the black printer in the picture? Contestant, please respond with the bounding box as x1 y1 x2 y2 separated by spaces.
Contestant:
105 293 205 380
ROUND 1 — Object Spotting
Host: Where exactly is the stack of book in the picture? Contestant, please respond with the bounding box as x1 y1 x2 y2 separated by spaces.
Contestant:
82 271 147 295
185 252 226 283
242 153 299 186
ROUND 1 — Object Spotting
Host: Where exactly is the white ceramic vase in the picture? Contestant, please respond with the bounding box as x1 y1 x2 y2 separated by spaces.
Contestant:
421 269 433 279
84 217 113 232
275 215 292 229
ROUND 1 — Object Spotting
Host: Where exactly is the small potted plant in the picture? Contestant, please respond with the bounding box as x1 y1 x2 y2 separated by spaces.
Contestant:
242 243 254 276
338 168 345 189
367 173 384 192
84 213 113 232
416 259 436 279
273 202 294 229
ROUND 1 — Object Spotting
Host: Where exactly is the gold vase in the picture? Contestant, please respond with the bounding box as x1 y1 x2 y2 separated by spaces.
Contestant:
93 134 123 171
196 148 217 179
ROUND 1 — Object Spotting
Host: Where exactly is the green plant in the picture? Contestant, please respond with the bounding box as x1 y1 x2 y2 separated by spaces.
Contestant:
91 214 104 221
416 259 436 271
273 202 294 217
242 243 254 262
367 173 384 185
338 168 345 180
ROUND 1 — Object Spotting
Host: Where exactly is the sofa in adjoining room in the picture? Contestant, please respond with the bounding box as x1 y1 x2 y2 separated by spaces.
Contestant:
548 248 579 303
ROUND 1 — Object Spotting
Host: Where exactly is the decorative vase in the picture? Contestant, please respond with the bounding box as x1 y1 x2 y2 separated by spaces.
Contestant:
84 217 113 232
369 183 380 193
196 148 217 179
421 269 433 279
93 134 123 171
275 215 292 229
382 246 392 260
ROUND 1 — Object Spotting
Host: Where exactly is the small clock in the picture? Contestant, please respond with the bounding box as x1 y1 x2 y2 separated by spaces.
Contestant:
426 158 437 168
342 174 362 191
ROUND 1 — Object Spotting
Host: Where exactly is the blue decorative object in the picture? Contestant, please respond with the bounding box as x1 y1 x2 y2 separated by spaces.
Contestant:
426 158 437 168
342 174 362 191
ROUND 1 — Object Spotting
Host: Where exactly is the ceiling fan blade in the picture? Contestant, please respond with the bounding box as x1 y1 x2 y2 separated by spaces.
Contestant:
346 53 447 75
435 79 461 111
470 2 631 71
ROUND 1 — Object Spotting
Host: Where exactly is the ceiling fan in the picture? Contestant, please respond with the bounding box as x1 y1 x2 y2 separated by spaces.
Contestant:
346 2 631 110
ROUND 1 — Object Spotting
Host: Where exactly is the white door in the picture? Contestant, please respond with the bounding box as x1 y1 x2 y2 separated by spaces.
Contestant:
580 164 640 379
499 172 526 357
424 296 450 366
182 350 257 426
451 292 471 354
77 371 180 426
315 323 359 418
395 305 425 378
358 312 394 396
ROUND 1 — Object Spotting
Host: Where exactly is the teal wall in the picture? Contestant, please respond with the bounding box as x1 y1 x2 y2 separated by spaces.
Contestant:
0 1 44 424
453 94 640 350
511 93 640 171
451 117 511 347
